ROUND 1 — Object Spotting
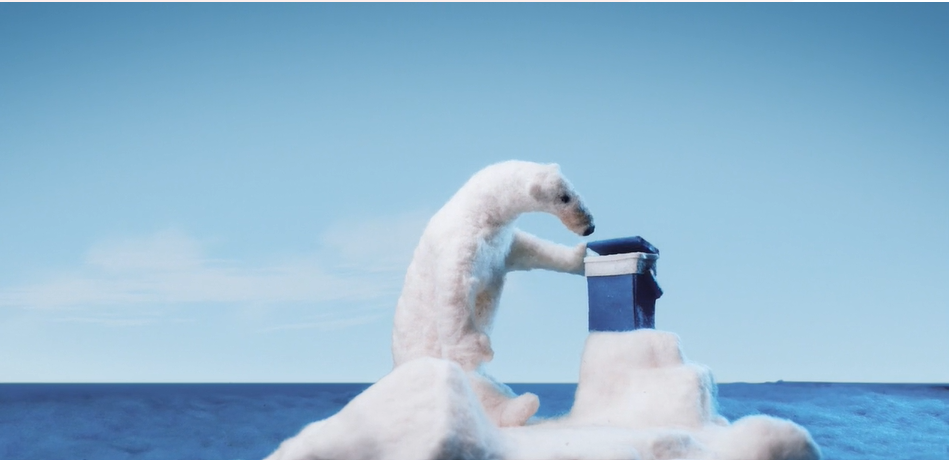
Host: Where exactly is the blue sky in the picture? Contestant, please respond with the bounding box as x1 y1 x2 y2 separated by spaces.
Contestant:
1 3 946 383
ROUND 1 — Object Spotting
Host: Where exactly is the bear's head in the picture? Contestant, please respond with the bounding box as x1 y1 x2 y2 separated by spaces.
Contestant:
529 163 595 237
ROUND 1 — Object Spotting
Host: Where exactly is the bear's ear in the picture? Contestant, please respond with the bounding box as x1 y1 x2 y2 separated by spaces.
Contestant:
530 165 556 200
529 182 544 200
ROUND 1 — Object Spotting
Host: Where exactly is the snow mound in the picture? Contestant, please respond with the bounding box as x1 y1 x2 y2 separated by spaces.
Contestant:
539 330 821 460
264 357 503 460
265 330 821 460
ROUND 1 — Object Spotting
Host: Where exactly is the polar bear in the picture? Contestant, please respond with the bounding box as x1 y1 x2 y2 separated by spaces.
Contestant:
392 160 595 427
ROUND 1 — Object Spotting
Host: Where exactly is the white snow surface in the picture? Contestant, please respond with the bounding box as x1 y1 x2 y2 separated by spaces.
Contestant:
265 330 821 460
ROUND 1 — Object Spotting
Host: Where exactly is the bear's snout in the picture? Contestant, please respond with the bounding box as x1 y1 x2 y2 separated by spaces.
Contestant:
562 204 594 237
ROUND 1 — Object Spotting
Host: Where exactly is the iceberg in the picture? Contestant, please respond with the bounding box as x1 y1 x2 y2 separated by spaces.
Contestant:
264 329 820 460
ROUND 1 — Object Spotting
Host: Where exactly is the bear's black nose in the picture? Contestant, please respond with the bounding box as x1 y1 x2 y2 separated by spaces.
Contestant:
583 225 595 236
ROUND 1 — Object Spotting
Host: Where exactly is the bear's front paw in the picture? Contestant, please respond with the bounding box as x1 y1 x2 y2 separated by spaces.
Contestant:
568 242 587 275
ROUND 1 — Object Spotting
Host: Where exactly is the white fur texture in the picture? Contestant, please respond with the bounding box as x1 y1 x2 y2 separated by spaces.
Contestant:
391 160 594 427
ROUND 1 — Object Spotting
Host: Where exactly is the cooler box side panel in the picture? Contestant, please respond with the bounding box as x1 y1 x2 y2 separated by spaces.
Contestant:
588 275 635 332
634 274 656 329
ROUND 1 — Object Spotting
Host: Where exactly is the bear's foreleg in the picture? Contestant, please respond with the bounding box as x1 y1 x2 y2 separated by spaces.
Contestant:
505 229 587 275
433 268 494 370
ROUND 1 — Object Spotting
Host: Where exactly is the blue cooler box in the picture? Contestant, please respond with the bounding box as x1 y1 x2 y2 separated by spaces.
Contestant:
585 236 663 332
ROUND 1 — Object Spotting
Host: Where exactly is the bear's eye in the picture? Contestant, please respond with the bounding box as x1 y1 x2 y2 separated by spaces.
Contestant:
560 194 571 204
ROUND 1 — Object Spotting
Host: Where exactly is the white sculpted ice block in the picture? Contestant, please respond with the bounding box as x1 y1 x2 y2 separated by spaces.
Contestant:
536 329 821 460
265 331 822 460
567 330 726 430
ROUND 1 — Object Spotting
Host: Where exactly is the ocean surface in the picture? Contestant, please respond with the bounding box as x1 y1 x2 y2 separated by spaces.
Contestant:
2 382 947 460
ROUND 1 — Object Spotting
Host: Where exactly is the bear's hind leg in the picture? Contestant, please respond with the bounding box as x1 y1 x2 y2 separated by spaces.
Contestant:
467 369 539 427
500 392 540 427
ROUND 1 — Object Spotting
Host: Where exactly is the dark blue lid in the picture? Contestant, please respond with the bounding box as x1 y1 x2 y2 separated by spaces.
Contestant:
587 236 658 256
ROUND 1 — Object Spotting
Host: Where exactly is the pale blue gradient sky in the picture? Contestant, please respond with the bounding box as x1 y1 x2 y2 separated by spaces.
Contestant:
1 3 946 383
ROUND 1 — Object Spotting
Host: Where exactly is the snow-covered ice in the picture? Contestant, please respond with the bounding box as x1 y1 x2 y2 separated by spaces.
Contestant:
265 330 821 460
264 357 503 460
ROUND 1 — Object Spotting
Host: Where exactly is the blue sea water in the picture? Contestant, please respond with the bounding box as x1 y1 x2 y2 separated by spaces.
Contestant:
1 382 947 460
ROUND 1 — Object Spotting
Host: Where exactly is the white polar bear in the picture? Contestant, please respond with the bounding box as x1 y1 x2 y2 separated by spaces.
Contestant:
392 160 595 427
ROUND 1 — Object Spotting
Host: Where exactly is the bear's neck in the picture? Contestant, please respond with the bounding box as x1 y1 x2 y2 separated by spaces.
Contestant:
459 184 532 230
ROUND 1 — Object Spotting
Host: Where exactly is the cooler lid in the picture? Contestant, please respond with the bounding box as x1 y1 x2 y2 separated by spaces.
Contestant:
587 236 658 256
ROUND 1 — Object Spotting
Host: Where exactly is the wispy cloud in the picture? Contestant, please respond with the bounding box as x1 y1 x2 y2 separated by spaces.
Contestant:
319 210 430 271
48 314 194 327
261 311 389 333
0 212 430 330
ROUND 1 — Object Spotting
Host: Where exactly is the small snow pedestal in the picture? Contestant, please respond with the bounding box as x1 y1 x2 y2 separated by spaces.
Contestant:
585 236 663 332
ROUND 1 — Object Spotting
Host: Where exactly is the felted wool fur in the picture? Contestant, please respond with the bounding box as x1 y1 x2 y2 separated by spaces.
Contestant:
391 160 595 427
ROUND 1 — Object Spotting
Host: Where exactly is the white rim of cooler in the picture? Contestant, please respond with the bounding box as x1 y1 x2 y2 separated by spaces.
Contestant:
584 252 658 277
